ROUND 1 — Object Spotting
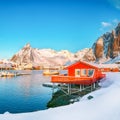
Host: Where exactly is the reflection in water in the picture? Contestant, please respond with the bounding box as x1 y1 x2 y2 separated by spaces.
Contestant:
0 70 52 114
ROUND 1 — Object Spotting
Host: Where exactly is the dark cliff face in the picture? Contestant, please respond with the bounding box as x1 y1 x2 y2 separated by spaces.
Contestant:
92 23 120 62
116 23 120 36
83 23 120 63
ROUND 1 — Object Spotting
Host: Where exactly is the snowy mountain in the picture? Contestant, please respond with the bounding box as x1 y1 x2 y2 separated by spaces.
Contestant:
10 43 89 66
10 23 120 65
0 59 16 68
91 23 120 63
74 48 90 59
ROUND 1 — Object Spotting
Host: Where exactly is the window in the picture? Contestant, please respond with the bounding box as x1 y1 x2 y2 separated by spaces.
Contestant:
75 69 80 77
88 69 94 77
81 69 87 76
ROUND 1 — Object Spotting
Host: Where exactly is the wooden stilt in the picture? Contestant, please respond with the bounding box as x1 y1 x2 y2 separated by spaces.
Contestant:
52 83 55 96
80 85 82 91
93 83 95 89
69 84 71 95
68 84 71 95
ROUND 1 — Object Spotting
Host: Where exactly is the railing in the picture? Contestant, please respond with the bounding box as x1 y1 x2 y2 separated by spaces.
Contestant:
51 73 106 85
51 75 94 85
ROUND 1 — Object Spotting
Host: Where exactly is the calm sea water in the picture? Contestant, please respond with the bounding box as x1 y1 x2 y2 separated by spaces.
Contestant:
0 70 53 114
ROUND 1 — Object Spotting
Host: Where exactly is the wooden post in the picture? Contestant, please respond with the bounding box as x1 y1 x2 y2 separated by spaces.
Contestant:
68 84 69 95
52 83 55 96
69 84 71 95
93 83 95 89
80 85 82 91
68 84 71 95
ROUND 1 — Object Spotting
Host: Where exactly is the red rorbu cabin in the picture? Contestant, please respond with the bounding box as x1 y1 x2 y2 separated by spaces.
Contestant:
51 61 106 85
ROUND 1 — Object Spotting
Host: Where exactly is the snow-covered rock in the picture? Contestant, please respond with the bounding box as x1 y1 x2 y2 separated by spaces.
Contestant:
75 48 90 60
105 55 120 64
10 44 89 66
83 48 96 62
0 59 16 68
92 23 120 63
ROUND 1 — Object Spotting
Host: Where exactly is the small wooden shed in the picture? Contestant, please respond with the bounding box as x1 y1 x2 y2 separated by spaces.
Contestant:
51 61 105 85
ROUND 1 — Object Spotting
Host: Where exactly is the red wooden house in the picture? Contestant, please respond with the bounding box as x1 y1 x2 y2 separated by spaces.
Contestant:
51 61 106 85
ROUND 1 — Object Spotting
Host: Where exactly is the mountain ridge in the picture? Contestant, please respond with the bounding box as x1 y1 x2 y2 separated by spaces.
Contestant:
10 43 90 66
8 22 120 66
84 23 120 63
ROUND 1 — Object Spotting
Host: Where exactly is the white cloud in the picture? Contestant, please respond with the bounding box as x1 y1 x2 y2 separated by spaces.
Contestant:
101 22 112 27
100 19 119 32
112 19 119 23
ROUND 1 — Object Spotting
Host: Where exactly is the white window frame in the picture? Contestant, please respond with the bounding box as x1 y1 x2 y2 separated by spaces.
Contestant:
75 69 80 77
81 69 87 77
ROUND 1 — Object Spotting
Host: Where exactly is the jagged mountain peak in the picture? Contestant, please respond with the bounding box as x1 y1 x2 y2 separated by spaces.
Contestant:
23 43 31 49
10 43 90 66
10 23 120 65
115 22 120 35
91 22 120 63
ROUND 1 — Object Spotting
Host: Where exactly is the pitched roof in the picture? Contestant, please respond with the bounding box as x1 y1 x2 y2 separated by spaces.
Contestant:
65 60 98 69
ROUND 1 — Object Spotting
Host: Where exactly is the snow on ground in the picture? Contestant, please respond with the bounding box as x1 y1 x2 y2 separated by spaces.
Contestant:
0 72 120 120
106 55 120 64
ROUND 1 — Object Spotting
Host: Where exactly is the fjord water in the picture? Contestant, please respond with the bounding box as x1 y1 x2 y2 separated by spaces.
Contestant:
0 70 53 114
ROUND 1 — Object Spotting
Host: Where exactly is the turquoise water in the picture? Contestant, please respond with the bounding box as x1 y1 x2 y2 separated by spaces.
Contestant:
0 70 53 114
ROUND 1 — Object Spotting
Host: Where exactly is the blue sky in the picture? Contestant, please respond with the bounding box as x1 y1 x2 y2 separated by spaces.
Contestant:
0 0 120 59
